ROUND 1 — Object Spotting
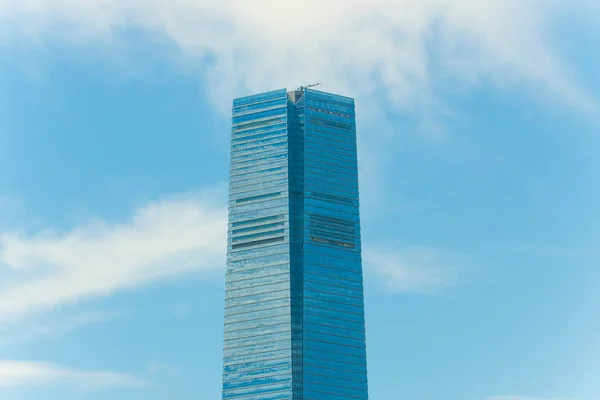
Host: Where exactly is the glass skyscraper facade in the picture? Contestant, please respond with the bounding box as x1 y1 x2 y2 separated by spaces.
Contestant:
223 87 368 400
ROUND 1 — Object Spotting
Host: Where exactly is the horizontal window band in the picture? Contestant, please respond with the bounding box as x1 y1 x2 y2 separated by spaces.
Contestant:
231 222 286 235
231 236 286 250
310 191 355 205
308 214 355 227
231 229 286 243
310 237 355 249
236 192 282 204
231 214 286 228
309 229 356 243
233 89 287 106
307 106 353 119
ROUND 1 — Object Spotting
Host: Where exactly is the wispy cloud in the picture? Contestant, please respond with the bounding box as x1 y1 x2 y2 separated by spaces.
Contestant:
0 361 146 388
0 0 596 116
363 246 463 294
0 190 227 322
0 310 121 348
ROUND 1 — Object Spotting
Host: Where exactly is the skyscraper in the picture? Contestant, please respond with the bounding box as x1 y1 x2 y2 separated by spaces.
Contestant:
223 87 368 399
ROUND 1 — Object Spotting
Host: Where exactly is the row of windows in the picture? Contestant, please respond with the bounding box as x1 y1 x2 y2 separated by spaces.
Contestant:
231 221 286 237
305 158 359 179
232 107 286 126
232 97 287 117
303 263 363 284
230 214 286 228
304 314 365 334
302 321 366 342
304 338 367 359
229 166 287 183
229 172 288 191
230 141 288 159
230 151 287 170
305 127 357 150
307 116 354 132
304 273 364 292
233 89 287 107
232 115 287 133
303 382 367 400
225 274 290 295
311 236 355 249
304 142 357 161
307 106 353 119
306 106 355 125
304 329 365 349
230 146 287 165
309 212 356 227
303 297 365 317
304 137 358 159
231 128 287 147
229 183 288 202
225 297 290 318
304 285 364 305
222 355 291 374
222 380 291 398
224 330 291 350
225 281 290 301
304 155 357 177
224 288 291 308
228 205 289 224
310 191 355 205
309 227 356 243
230 198 289 216
308 221 355 237
230 158 288 178
304 371 368 392
230 228 286 244
223 373 291 391
223 348 291 367
229 178 289 197
231 136 288 154
223 338 290 358
224 322 291 341
226 253 290 273
303 355 366 375
230 236 286 251
305 247 361 265
304 99 354 116
228 242 289 261
304 89 354 106
304 276 364 299
234 192 282 204
305 175 358 193
305 244 361 263
223 364 291 385
303 364 366 384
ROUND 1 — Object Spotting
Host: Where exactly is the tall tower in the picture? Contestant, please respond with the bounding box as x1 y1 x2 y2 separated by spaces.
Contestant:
223 88 368 399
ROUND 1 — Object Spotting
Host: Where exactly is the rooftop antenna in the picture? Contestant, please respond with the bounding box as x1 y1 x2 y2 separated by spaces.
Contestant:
297 82 321 91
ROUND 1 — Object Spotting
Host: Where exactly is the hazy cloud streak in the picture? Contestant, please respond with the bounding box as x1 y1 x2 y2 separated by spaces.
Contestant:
0 361 146 388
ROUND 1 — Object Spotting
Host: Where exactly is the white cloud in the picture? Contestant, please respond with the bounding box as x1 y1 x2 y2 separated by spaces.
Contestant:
363 246 462 294
0 361 146 388
0 0 596 116
0 191 227 322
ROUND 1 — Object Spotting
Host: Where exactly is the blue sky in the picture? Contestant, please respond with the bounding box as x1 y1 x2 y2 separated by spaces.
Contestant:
0 1 599 399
